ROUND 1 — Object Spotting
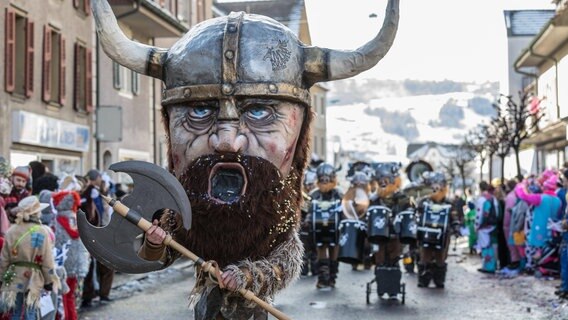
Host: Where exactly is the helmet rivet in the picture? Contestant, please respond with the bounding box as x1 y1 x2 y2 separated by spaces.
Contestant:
228 25 237 33
225 50 234 60
222 84 234 95
183 88 191 98
292 87 299 96
268 83 278 93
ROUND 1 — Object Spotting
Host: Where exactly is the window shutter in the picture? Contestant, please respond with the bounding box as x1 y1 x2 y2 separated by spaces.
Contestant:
73 0 79 9
59 36 66 105
42 25 52 103
5 8 16 93
73 43 79 111
113 61 122 89
84 0 91 16
25 20 34 98
86 48 93 113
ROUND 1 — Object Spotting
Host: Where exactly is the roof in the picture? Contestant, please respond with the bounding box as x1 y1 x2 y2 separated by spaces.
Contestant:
406 142 459 159
504 10 555 37
213 0 305 35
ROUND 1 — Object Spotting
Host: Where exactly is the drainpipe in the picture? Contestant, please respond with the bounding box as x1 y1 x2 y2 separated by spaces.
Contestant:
96 33 101 170
529 47 560 119
151 38 158 165
513 65 538 96
116 0 142 20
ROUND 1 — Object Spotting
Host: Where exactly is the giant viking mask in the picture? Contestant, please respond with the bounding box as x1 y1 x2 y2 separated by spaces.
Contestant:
92 0 399 267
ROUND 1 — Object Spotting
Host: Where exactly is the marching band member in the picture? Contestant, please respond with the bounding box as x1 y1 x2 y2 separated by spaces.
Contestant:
306 163 343 289
415 171 462 289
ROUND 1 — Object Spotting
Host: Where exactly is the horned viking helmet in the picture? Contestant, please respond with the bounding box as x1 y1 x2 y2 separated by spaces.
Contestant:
92 0 399 106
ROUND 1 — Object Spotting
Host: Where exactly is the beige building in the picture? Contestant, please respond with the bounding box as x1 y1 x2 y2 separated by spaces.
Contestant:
96 0 195 181
514 1 568 171
212 0 328 161
0 0 94 175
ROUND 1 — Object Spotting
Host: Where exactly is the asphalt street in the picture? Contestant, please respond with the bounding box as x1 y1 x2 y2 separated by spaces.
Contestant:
79 240 563 320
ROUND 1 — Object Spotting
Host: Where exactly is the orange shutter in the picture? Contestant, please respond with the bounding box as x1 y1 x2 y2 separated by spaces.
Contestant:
25 20 34 98
85 48 93 113
59 36 66 105
5 8 15 93
84 0 91 16
42 25 52 102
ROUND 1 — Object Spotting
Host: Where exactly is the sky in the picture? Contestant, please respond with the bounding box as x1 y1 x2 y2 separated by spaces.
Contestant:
305 0 556 84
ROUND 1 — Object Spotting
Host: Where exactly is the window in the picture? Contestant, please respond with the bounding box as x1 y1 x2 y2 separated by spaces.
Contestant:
42 26 66 105
5 8 34 97
320 96 325 116
73 0 91 16
113 61 140 97
74 42 92 112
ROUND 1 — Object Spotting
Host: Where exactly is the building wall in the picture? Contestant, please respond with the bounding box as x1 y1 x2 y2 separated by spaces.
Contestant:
0 0 93 175
507 36 536 97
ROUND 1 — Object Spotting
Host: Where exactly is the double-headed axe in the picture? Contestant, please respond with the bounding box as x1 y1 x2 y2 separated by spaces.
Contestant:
77 161 290 320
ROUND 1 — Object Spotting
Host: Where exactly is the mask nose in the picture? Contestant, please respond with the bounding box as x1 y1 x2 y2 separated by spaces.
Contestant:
209 100 248 153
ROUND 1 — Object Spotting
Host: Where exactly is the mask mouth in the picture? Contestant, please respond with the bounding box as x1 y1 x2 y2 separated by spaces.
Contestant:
208 163 248 204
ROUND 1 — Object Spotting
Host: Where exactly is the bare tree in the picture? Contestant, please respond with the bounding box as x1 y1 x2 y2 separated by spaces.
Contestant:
454 142 476 195
483 123 499 181
491 99 512 183
465 125 489 182
502 92 544 178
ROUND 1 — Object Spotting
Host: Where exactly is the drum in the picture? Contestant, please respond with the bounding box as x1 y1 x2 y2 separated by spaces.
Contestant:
366 205 391 244
312 199 341 246
338 219 367 264
416 203 450 249
396 210 417 244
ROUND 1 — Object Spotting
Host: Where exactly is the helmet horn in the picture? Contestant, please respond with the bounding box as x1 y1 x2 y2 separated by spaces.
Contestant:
91 0 167 79
303 0 399 85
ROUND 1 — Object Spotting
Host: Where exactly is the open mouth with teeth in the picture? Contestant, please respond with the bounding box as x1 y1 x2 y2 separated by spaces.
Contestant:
208 163 248 204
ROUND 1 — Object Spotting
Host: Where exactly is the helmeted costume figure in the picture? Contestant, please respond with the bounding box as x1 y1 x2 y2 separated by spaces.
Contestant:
90 0 398 318
306 163 343 289
300 170 317 277
366 162 412 299
415 171 461 289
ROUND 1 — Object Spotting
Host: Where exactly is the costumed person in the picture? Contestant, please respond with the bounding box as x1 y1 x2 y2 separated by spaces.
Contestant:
0 196 56 320
476 184 500 274
464 200 477 255
415 171 461 288
52 190 90 320
88 0 399 318
300 170 317 277
366 162 412 299
306 163 343 289
341 171 372 271
515 174 562 273
4 166 32 223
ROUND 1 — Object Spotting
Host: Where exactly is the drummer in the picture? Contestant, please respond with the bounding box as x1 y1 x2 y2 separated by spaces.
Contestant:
367 162 412 299
415 171 462 289
306 162 343 289
341 172 372 270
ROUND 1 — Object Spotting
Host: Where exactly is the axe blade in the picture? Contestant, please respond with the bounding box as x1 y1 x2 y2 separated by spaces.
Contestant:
78 161 192 274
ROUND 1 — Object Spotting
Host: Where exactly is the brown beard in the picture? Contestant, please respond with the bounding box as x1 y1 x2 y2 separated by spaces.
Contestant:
177 153 301 267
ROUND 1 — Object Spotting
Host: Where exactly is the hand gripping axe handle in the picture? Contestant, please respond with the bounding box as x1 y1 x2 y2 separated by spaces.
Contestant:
103 194 291 320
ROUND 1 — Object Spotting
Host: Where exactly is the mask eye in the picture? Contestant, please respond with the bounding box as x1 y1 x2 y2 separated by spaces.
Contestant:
189 106 215 119
245 106 272 121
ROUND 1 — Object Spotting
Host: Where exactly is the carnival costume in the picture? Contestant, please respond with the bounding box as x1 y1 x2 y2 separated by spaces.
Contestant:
89 0 399 318
0 196 55 318
416 172 461 289
367 163 412 299
306 163 343 288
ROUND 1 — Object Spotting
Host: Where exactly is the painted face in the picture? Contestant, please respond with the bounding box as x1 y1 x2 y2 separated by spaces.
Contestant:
376 176 401 198
168 97 305 204
11 175 27 191
431 184 448 202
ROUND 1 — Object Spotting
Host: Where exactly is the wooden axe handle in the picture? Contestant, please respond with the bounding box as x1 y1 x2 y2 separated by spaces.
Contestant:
102 195 291 320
